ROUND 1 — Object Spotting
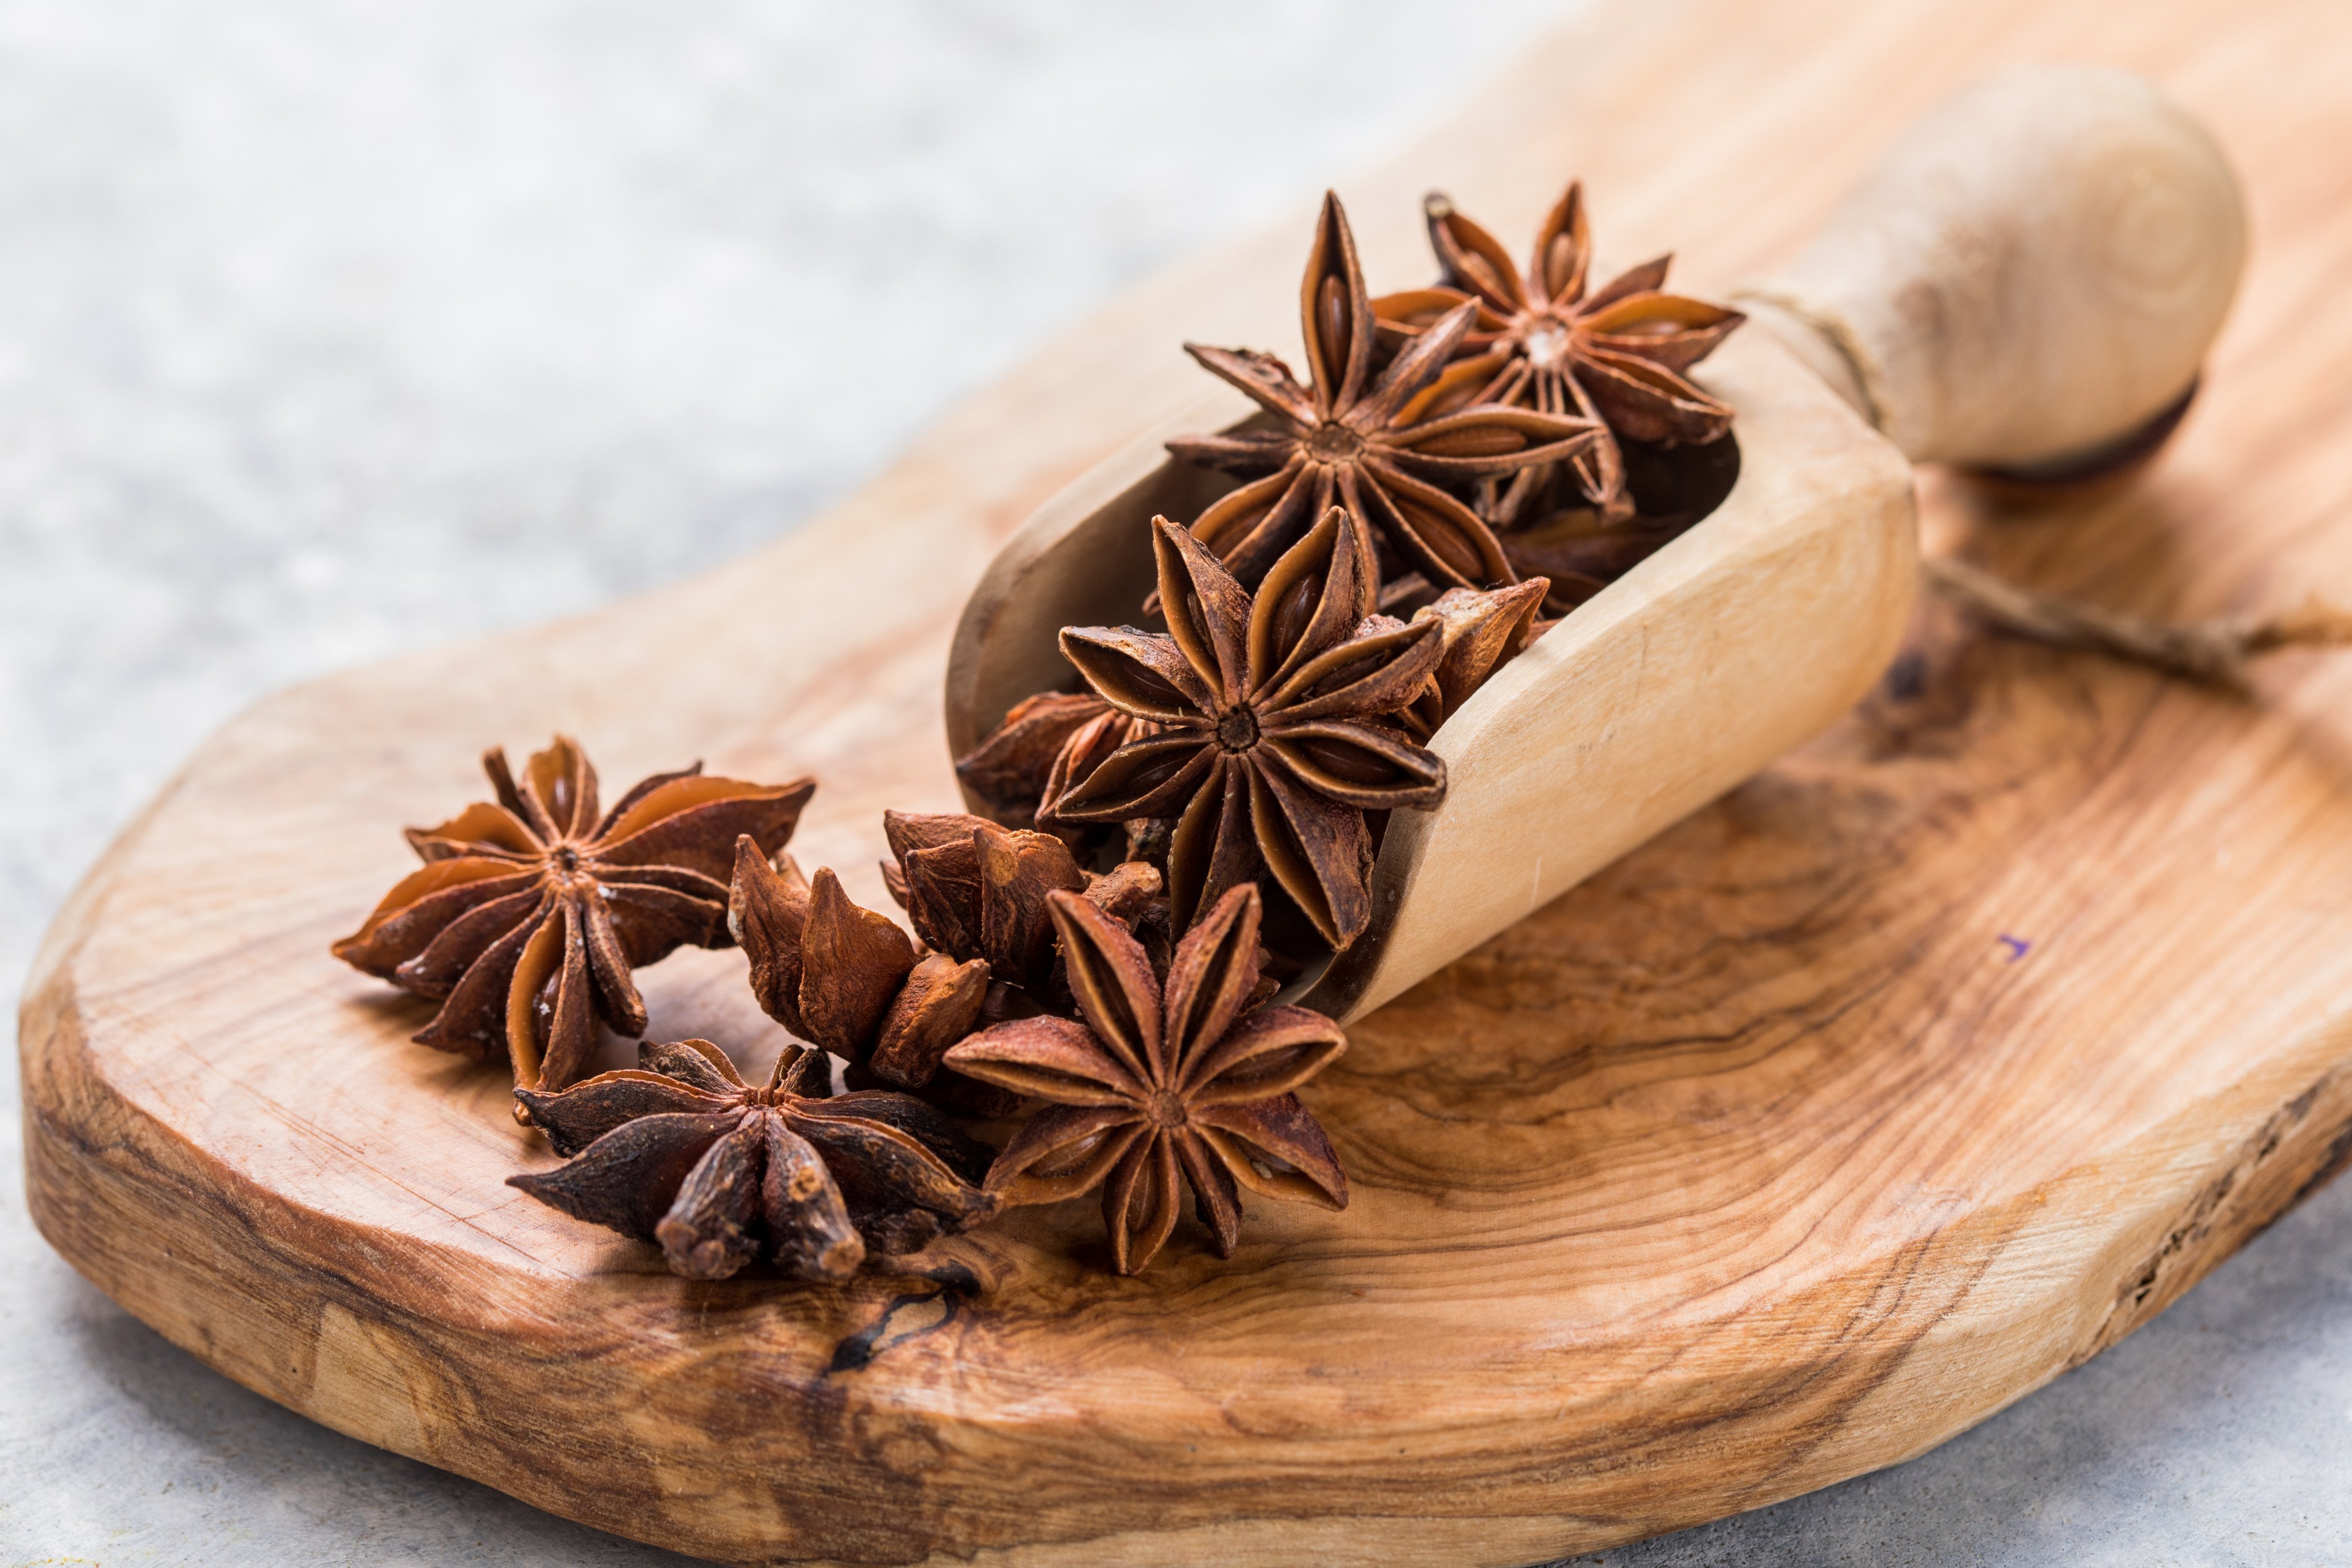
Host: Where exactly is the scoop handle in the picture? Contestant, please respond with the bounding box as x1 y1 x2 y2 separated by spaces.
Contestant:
1739 64 2245 472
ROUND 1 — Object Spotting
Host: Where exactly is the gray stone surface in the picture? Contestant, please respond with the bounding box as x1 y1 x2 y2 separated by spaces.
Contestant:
2 3 2346 1564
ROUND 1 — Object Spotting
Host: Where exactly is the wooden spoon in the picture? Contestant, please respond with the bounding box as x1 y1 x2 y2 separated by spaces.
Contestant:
945 64 2245 1022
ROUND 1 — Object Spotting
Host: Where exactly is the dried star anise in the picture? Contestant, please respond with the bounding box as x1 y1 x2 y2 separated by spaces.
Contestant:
1052 507 1445 951
884 810 1082 994
333 736 813 1105
729 822 1163 1112
1166 191 1600 597
1386 577 1550 744
953 691 1112 827
956 578 1550 899
951 692 1168 850
1374 181 1744 531
943 884 1348 1275
508 1037 998 1281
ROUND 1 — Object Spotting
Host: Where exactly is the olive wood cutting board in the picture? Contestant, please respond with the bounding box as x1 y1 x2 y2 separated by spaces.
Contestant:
21 0 2352 1563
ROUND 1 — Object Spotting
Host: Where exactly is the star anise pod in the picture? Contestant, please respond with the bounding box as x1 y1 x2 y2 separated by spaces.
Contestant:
960 578 1547 894
729 825 1163 1113
943 884 1347 1275
880 810 1163 994
1052 507 1445 951
1374 181 1744 530
508 1038 998 1282
1387 577 1551 744
952 691 1113 827
1165 191 1600 597
954 694 1174 862
333 736 814 1104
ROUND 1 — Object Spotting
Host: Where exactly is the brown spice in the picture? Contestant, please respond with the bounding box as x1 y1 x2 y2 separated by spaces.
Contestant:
944 884 1348 1275
1374 182 1744 531
733 822 1165 1112
1392 578 1551 743
952 690 1112 826
1167 191 1600 596
732 839 984 1104
885 809 1086 994
956 568 1549 896
950 692 1163 847
509 1037 997 1281
1052 507 1446 950
333 736 813 1108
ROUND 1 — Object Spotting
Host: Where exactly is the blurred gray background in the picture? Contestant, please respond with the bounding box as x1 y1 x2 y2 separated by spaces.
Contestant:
3 3 2346 1563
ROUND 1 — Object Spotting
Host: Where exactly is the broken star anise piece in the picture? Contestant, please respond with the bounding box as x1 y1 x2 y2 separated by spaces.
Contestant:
1053 506 1446 950
883 809 1087 995
944 884 1348 1276
730 839 991 1104
880 810 1162 992
1167 190 1600 596
952 690 1113 827
729 825 1161 1115
1393 577 1551 744
509 1037 999 1282
333 736 813 1106
1375 181 1744 530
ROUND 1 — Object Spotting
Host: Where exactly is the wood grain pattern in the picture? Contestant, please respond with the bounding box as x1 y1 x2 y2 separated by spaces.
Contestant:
21 0 2352 1563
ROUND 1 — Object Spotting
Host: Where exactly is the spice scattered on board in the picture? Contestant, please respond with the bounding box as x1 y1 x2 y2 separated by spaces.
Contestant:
509 1037 998 1282
337 170 1755 1285
331 736 811 1109
947 883 1349 1275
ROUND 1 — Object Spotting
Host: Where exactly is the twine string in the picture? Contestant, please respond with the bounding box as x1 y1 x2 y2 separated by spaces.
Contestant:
1923 555 2352 687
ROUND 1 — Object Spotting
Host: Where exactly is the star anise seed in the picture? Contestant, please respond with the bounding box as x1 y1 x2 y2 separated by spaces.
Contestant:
944 884 1348 1276
333 736 813 1107
509 1038 999 1282
1167 191 1601 597
1052 507 1446 949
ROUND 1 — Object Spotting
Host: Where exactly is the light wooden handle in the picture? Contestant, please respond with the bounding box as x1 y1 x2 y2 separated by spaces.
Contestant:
1740 64 2245 470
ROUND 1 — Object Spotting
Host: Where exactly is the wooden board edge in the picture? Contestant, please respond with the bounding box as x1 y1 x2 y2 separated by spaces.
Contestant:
23 868 2352 1566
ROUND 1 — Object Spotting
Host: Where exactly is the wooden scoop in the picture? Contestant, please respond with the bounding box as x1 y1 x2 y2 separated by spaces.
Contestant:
945 64 2245 1022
